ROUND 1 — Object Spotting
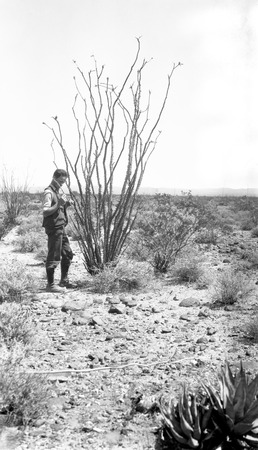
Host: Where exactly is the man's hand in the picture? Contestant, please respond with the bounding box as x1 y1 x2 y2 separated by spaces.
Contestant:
58 196 67 207
58 195 74 208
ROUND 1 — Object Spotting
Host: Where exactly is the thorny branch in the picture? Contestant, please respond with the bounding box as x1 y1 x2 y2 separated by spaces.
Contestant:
43 38 181 274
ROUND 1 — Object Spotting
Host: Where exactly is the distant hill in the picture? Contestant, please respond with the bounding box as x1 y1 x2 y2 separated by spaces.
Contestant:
30 185 258 197
137 187 258 197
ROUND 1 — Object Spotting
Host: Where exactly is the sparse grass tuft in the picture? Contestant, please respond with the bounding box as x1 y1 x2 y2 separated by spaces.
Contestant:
245 315 258 343
0 347 52 426
194 270 214 290
16 215 43 236
90 259 154 294
170 251 204 284
239 248 258 270
0 302 34 347
14 231 46 253
0 261 35 302
211 268 252 305
251 226 258 238
195 229 218 245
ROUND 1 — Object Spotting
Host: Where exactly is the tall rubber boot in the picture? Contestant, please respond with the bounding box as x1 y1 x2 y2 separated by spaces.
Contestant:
46 268 65 293
59 264 77 288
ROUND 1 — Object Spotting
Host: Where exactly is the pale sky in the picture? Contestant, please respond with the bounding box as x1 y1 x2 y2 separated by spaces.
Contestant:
0 0 258 191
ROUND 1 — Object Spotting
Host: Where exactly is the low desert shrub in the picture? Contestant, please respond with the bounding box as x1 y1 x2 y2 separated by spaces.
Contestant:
0 303 34 347
220 221 234 233
251 225 258 238
14 231 46 253
134 193 212 273
16 215 43 236
240 219 255 231
1 173 30 225
239 248 258 269
0 261 35 302
0 347 52 426
245 315 258 343
172 260 204 283
195 228 218 245
194 269 214 290
211 268 252 305
90 259 154 294
169 250 204 284
0 219 5 240
35 245 47 261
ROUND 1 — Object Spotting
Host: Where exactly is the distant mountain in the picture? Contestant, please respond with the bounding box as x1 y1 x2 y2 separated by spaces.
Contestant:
30 185 258 197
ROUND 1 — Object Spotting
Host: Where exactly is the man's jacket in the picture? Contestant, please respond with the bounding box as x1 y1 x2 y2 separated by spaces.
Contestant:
42 183 68 232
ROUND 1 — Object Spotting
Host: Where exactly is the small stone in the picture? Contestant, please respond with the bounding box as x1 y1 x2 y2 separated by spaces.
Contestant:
88 353 99 362
126 300 137 308
60 340 71 346
92 297 104 305
224 305 236 311
48 397 66 411
180 314 194 322
79 311 92 319
108 306 125 314
179 298 201 307
90 316 104 327
198 309 209 318
196 336 208 344
119 295 128 304
33 419 46 427
61 300 86 312
109 298 120 305
199 344 207 351
50 423 63 432
46 299 64 309
188 345 196 352
207 327 216 336
152 306 165 313
72 317 88 326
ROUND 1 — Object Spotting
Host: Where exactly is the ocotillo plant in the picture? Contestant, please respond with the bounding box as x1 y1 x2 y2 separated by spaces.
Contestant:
44 38 181 274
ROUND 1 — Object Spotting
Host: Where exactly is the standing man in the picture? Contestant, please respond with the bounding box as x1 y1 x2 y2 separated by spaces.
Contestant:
42 169 74 292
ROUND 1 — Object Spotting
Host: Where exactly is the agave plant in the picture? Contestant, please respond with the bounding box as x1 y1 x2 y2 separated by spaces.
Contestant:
204 361 258 449
159 386 221 449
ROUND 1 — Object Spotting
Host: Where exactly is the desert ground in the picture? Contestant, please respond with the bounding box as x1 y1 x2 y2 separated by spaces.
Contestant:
1 195 258 449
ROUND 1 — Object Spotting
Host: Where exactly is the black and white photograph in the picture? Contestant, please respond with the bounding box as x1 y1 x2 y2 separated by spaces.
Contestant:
1 1 258 449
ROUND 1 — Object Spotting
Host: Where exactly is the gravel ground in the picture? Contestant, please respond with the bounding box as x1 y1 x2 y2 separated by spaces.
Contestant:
1 229 258 449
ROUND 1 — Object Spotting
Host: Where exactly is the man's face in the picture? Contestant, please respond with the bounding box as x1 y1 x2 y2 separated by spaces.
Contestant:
56 175 67 186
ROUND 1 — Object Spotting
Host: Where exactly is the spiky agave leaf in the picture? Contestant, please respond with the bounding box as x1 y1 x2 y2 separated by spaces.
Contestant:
204 383 234 434
242 431 258 448
190 393 202 440
159 388 218 449
159 396 191 446
205 361 258 446
245 375 258 414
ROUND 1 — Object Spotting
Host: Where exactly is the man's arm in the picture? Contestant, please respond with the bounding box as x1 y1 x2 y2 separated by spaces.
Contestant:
43 191 59 218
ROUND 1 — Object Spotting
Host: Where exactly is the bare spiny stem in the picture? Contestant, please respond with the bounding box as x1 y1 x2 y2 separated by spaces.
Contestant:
44 39 181 273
